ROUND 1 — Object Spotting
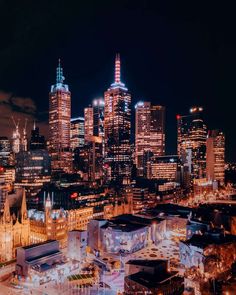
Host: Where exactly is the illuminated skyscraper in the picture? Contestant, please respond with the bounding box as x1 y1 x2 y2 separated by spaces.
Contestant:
49 60 72 173
135 102 165 176
70 117 85 150
104 54 132 184
84 106 93 141
177 107 207 180
84 99 104 140
0 137 11 167
92 98 104 138
206 130 225 186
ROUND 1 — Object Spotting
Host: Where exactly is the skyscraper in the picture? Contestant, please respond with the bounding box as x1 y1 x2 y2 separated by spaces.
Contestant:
135 101 165 176
29 124 46 150
104 54 132 184
84 106 93 141
206 130 225 186
70 117 85 150
177 107 207 181
0 137 12 167
92 98 104 138
49 60 72 173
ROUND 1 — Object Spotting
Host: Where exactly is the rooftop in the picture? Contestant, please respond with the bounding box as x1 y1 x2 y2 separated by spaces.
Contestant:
112 214 163 226
101 220 147 232
183 231 236 248
126 259 167 267
26 250 62 264
22 240 57 250
126 270 180 288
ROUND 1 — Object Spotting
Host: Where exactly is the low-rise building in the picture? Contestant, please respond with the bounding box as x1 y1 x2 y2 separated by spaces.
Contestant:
180 229 236 280
100 221 149 254
67 230 87 262
16 240 64 277
124 259 184 295
88 214 166 255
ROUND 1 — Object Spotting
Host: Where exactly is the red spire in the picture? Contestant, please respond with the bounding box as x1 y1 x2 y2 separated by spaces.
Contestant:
115 53 121 83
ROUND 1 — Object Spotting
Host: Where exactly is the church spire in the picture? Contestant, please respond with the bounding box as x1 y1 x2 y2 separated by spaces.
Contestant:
56 58 64 84
21 188 27 221
45 193 52 210
115 53 121 84
3 197 11 223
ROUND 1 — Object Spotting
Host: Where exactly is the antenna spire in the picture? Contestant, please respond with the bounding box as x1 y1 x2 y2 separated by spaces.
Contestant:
56 58 64 84
115 53 121 84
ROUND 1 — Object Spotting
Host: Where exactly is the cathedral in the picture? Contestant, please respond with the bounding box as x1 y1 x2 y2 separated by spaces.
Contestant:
0 190 30 262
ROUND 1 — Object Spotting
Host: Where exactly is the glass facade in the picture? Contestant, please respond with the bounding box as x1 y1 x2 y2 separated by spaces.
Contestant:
104 54 132 184
135 102 165 177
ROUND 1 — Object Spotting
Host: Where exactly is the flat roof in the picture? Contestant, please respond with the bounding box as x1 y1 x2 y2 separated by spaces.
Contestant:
101 220 147 232
126 270 180 288
22 240 57 250
126 259 167 267
183 232 236 248
112 214 163 225
26 250 62 264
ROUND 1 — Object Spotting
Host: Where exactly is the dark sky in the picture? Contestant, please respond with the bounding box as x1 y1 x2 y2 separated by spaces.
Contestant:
0 1 235 161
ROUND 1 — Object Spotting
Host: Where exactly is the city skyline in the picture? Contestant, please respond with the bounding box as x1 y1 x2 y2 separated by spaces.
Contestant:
1 2 236 293
0 2 235 161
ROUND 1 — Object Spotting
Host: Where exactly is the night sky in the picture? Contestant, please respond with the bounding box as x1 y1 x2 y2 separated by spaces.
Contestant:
0 1 235 161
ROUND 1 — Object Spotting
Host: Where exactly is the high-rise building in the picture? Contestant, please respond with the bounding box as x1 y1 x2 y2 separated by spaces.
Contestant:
70 117 85 150
0 137 12 167
77 136 103 184
92 98 104 138
177 107 207 181
206 130 225 186
104 54 132 185
49 60 72 173
84 106 93 141
147 155 180 182
29 124 46 150
135 102 165 176
15 150 51 195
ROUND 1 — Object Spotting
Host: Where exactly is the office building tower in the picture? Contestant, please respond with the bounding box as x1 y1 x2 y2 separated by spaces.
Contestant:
15 150 51 195
70 117 85 150
135 102 165 176
92 98 104 138
206 130 225 186
84 106 93 141
177 107 207 180
49 60 72 173
104 54 132 185
0 137 12 167
78 136 103 184
147 155 180 182
29 124 46 150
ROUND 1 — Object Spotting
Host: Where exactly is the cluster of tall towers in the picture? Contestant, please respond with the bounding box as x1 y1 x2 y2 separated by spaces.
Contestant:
177 107 225 186
48 54 225 187
49 54 133 184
